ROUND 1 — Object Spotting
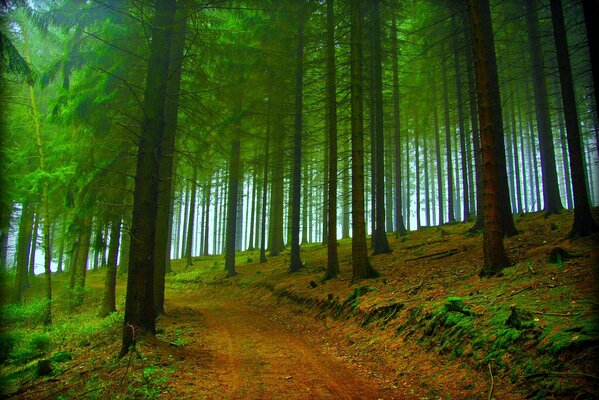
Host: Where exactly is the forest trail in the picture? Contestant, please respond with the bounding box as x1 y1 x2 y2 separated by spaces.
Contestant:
162 291 403 400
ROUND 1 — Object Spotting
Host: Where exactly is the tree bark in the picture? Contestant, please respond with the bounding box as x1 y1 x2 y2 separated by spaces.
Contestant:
350 0 379 280
225 138 241 277
324 0 339 280
15 202 33 302
120 0 176 357
441 56 455 223
154 5 187 314
452 15 470 221
185 169 197 267
549 0 599 236
466 0 510 277
371 0 391 254
525 0 563 215
289 3 305 272
100 218 120 317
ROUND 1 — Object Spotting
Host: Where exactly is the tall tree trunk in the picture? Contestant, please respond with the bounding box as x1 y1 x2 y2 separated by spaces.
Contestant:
391 15 407 237
467 46 484 231
154 5 186 314
185 169 197 267
203 180 211 255
248 173 256 250
0 202 10 272
290 3 305 273
525 0 563 215
180 183 189 258
73 216 91 307
441 56 455 223
28 212 38 276
260 103 270 264
120 0 176 357
350 0 378 280
510 86 523 214
324 0 339 280
22 25 53 323
554 79 573 209
433 88 444 226
235 172 244 251
549 0 599 236
15 202 33 302
582 0 599 121
342 138 350 239
100 218 121 317
371 0 391 254
225 138 241 277
467 0 510 277
453 16 470 221
415 110 421 229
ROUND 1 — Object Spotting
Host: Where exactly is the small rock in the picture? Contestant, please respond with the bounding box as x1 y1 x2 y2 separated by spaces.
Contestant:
285 376 292 380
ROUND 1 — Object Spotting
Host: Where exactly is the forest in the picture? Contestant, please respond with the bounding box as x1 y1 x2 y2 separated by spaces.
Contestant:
0 0 598 398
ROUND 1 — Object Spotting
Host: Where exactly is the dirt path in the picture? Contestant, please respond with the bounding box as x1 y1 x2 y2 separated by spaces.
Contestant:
162 292 406 400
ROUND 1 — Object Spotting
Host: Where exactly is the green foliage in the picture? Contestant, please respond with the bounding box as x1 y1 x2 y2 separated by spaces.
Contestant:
7 332 51 364
0 298 50 326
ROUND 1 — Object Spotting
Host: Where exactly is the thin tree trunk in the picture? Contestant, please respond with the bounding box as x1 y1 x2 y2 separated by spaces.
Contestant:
260 102 270 264
525 0 563 215
441 56 455 223
510 85 523 214
371 0 391 254
15 202 33 302
453 16 470 221
350 0 378 280
549 0 599 236
290 3 305 272
28 212 38 276
324 0 339 280
391 15 407 237
225 138 241 277
433 88 444 226
186 169 197 267
100 218 121 317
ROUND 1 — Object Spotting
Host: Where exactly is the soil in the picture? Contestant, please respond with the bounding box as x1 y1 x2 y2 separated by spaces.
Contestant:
161 291 407 399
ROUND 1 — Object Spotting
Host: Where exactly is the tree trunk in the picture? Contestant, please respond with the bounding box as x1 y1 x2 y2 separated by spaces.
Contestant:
120 0 176 357
415 110 421 229
467 46 484 231
452 15 470 221
203 180 211 255
466 0 510 277
225 138 241 277
235 172 244 251
553 78 573 209
260 103 270 264
185 169 197 267
324 0 339 280
15 202 33 302
509 84 523 214
0 202 10 272
28 212 38 276
525 0 563 215
350 0 378 280
100 219 121 317
290 3 305 273
441 56 455 223
73 217 91 307
433 89 444 226
371 0 391 254
154 5 187 314
582 0 599 121
549 0 599 236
